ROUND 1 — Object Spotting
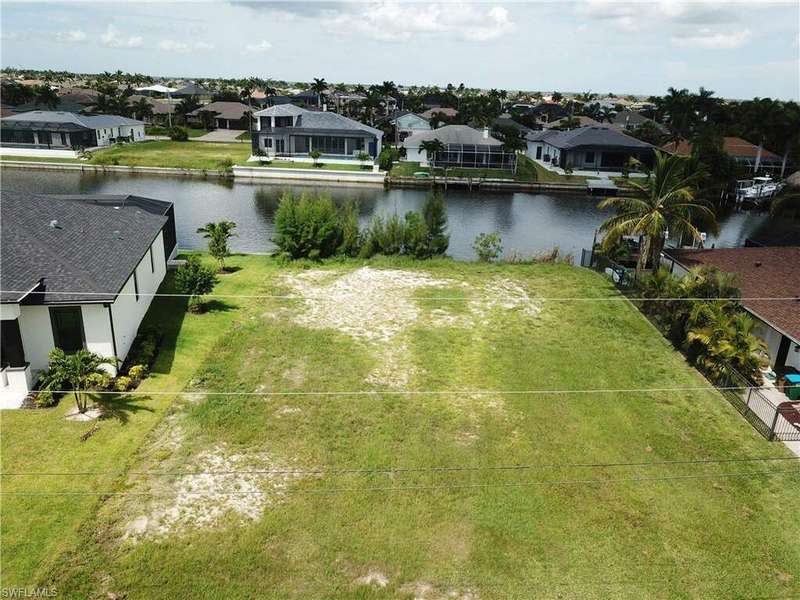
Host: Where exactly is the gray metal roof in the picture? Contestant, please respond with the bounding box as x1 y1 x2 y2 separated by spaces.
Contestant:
253 105 381 136
1 192 170 304
403 125 503 147
531 126 654 150
1 111 143 130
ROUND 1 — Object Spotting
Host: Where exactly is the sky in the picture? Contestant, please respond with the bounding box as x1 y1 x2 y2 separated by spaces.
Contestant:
1 0 798 100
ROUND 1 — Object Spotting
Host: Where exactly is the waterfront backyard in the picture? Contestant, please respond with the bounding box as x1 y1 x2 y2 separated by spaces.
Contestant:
1 256 798 599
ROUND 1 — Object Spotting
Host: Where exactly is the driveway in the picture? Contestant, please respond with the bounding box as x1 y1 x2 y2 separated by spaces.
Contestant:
194 129 247 143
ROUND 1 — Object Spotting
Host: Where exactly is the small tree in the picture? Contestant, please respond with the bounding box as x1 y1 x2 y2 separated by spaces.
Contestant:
169 126 189 141
473 232 503 262
40 348 115 415
175 255 217 313
197 221 237 271
309 150 322 167
356 151 371 169
422 191 449 256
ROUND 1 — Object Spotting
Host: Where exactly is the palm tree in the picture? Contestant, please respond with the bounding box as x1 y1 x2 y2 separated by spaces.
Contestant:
419 139 445 170
598 107 615 123
378 80 398 116
41 348 115 414
197 221 238 271
310 77 327 108
599 151 716 275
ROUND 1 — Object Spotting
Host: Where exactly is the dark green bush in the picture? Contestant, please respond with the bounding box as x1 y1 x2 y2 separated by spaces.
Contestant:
169 126 189 141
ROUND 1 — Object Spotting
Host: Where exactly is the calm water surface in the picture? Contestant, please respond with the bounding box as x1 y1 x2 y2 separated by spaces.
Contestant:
2 169 794 260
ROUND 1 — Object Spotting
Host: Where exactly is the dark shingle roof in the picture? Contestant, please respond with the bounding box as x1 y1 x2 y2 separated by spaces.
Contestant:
665 247 800 342
1 193 170 304
535 126 654 150
1 111 143 130
173 82 210 96
188 101 251 120
253 105 381 136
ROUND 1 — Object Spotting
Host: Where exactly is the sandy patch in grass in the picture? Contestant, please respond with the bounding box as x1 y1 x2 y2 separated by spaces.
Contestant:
355 569 390 588
400 581 479 600
122 444 303 542
281 268 540 388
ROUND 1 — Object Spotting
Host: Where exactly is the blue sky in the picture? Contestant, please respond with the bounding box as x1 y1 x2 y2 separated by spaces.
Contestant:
1 1 798 99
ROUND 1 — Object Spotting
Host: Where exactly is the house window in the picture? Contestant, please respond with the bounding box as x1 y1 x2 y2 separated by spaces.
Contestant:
264 138 273 148
149 247 155 273
585 151 595 164
1 319 26 367
49 307 85 354
133 270 140 301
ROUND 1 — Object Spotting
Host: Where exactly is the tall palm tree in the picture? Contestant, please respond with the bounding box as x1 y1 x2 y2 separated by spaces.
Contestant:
130 97 154 122
34 85 59 109
310 77 327 108
599 151 716 274
378 80 398 116
419 139 445 170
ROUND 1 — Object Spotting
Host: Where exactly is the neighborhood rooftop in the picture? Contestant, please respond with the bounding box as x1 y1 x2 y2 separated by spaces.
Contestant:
254 104 381 135
404 124 503 146
0 192 172 304
665 246 800 342
1 110 144 130
526 126 654 150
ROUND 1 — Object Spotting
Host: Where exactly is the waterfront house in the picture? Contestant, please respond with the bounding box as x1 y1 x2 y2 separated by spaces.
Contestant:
525 126 654 172
662 247 800 375
0 193 177 409
376 110 431 141
0 111 145 149
402 125 516 170
542 115 601 130
127 95 175 125
662 136 786 172
251 104 383 162
188 101 253 130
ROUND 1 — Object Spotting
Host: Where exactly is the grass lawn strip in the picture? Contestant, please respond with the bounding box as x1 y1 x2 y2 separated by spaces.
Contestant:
9 257 795 599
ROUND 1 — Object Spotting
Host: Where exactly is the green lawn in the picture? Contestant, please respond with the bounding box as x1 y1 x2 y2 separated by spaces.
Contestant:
2 257 799 599
236 131 252 141
89 140 250 170
389 156 588 184
145 125 210 138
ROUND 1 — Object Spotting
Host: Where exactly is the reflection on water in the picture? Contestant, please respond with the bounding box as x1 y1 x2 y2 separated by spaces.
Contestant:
1 168 796 260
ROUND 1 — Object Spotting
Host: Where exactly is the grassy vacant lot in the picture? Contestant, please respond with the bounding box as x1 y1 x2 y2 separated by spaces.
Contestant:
2 257 799 599
90 140 250 170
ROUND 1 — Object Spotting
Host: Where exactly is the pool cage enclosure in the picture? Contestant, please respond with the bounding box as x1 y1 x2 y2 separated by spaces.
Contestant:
430 144 517 172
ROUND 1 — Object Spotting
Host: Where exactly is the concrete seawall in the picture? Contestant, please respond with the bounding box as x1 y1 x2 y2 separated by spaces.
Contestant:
232 165 387 184
0 160 232 179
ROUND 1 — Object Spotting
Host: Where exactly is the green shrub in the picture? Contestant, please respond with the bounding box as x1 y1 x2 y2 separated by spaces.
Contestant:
128 364 148 382
378 146 404 171
273 192 344 259
175 255 217 312
126 326 161 370
473 232 503 262
169 126 189 141
422 192 449 256
338 200 362 257
114 376 133 392
86 372 112 391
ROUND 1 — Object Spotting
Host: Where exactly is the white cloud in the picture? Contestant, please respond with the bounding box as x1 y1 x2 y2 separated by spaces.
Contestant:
324 2 514 43
56 30 87 43
100 24 143 49
245 39 272 53
672 27 751 49
158 39 214 53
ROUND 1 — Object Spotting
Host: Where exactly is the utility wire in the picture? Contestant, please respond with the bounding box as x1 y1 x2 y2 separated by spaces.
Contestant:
3 455 797 478
2 288 797 302
0 384 769 397
2 468 797 496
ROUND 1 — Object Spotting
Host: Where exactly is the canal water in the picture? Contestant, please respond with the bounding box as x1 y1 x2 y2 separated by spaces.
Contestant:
2 168 794 260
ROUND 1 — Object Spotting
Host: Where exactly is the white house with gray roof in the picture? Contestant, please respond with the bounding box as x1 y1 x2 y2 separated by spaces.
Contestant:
250 104 382 163
0 193 177 409
402 125 516 170
0 111 145 150
526 126 654 174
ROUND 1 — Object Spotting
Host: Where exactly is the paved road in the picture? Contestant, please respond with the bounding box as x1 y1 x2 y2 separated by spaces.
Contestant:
194 129 247 143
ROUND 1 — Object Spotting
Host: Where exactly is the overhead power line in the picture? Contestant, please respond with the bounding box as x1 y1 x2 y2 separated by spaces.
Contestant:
3 455 797 478
2 468 798 497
